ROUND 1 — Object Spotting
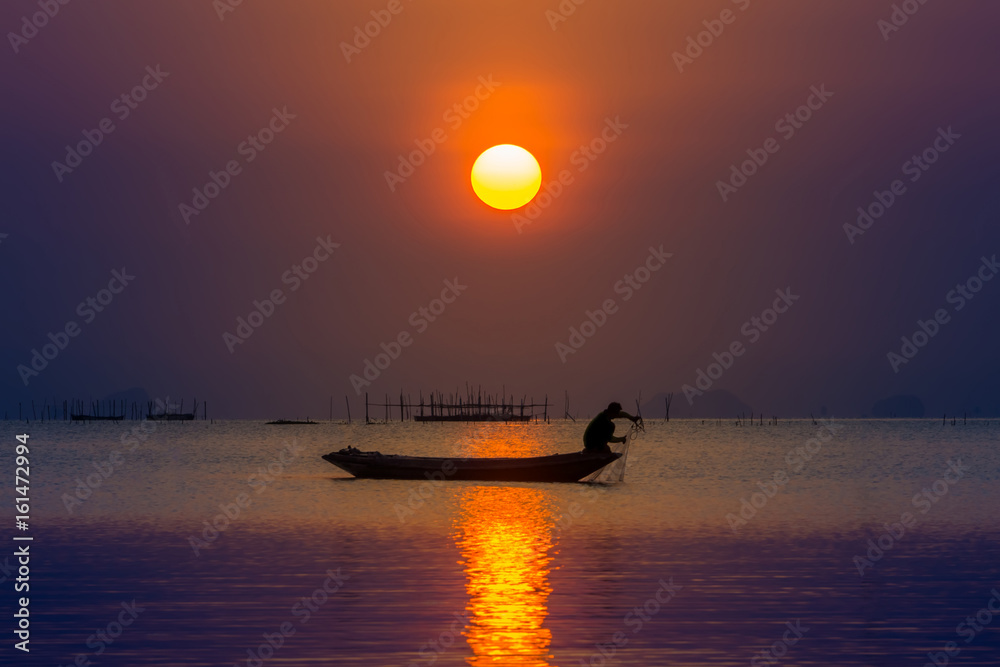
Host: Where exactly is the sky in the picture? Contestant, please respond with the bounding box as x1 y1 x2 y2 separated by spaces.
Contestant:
2 0 999 419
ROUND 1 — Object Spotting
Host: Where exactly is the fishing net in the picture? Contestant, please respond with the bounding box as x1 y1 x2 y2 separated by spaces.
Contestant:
582 418 644 484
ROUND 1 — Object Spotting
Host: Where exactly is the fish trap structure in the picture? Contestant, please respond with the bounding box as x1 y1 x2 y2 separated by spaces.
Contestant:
8 397 207 422
364 387 549 424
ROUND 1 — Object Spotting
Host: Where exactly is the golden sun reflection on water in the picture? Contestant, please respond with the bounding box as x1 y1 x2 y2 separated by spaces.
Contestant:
453 486 557 666
452 476 559 666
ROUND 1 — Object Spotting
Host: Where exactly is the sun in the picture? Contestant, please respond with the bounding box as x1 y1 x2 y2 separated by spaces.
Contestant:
471 145 542 210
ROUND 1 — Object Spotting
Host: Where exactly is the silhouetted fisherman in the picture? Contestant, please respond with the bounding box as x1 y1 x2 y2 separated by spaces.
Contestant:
583 402 639 453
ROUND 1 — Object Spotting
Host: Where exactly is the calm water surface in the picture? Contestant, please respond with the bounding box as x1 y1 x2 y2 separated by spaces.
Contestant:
1 419 998 665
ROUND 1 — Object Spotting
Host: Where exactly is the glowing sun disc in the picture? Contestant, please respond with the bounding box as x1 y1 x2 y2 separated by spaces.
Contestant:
471 145 542 210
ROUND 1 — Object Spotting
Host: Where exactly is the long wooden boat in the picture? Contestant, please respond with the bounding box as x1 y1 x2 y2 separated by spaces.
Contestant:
321 446 620 483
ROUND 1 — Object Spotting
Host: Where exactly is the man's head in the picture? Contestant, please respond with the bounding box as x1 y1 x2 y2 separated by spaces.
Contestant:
606 402 622 415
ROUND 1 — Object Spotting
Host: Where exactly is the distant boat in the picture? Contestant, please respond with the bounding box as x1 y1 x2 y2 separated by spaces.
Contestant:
145 398 201 421
70 414 124 422
321 447 620 483
412 413 533 422
146 412 195 421
266 419 318 425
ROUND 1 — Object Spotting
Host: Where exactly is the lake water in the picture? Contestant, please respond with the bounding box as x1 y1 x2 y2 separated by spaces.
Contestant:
2 419 998 665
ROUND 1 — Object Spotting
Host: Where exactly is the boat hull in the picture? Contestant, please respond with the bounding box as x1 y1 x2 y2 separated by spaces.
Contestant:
321 448 621 483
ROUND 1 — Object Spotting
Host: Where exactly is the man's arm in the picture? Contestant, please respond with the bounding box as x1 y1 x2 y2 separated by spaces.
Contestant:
615 411 639 423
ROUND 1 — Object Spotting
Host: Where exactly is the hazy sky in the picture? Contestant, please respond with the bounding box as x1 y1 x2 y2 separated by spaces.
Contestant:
3 1 999 418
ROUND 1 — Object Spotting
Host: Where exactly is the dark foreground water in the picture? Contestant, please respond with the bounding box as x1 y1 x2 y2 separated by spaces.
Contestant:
1 419 998 665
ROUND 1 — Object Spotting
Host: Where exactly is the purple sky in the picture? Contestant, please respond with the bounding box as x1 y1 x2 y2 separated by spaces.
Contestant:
2 0 999 418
